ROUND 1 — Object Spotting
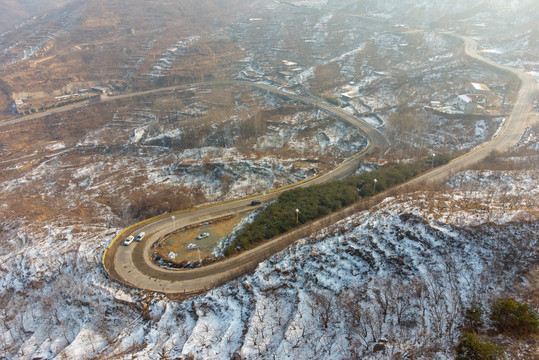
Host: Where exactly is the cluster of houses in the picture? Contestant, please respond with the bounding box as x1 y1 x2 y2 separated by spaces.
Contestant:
13 87 107 115
428 82 500 116
456 82 491 113
239 60 499 117
277 60 303 81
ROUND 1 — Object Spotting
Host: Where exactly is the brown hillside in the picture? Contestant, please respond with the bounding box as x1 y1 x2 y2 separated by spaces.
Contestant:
0 0 248 102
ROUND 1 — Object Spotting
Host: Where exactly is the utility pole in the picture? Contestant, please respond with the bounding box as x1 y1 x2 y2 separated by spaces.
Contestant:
373 178 378 193
171 215 176 231
296 208 299 224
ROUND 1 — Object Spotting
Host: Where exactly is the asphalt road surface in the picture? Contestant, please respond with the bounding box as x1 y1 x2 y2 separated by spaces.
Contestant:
103 83 389 295
101 34 535 295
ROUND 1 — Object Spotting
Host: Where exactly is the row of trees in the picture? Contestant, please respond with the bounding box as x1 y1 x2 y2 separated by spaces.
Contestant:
224 159 450 255
344 162 421 196
224 181 359 256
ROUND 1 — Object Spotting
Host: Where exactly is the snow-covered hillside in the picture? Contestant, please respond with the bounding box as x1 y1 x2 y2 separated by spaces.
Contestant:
0 0 537 358
0 168 536 359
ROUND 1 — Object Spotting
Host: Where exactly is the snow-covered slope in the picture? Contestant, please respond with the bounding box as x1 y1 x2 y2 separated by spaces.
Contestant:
0 169 536 359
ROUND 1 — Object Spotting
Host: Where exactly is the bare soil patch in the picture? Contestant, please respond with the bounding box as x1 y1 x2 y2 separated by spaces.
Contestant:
153 213 248 265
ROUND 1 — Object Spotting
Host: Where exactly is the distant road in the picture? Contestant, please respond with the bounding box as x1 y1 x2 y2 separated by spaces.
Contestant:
249 82 389 163
0 83 200 129
411 33 538 185
103 32 537 295
0 80 388 180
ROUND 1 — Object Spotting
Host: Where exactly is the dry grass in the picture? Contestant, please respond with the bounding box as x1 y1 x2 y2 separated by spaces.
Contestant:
1 0 247 97
153 214 247 264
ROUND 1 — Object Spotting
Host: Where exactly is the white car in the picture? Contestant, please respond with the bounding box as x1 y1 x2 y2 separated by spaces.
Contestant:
135 232 145 242
123 236 135 246
196 232 209 240
187 243 199 250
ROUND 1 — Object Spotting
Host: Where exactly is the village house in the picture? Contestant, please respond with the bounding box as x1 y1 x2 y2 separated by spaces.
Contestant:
278 71 295 81
466 93 487 106
13 99 24 114
457 94 484 113
240 70 263 81
340 91 360 103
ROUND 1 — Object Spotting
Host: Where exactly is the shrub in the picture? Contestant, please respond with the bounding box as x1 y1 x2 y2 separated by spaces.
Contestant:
455 332 504 360
324 96 340 106
433 153 451 167
464 304 484 333
227 181 359 252
490 298 538 335
344 162 422 196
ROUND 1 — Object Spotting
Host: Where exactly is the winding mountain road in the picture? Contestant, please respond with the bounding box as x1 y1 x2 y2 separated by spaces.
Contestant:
104 33 536 296
0 82 211 129
102 82 389 295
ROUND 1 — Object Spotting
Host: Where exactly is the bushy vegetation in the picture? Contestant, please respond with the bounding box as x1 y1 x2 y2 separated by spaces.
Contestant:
455 298 538 359
225 161 441 255
455 332 505 360
224 181 358 255
124 186 196 222
433 153 451 167
490 298 538 336
464 304 484 333
324 96 340 106
343 162 425 196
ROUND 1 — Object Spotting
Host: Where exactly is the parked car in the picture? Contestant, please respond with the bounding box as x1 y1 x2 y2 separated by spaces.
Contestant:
196 232 209 240
250 200 262 206
135 232 145 241
187 243 199 250
123 236 134 246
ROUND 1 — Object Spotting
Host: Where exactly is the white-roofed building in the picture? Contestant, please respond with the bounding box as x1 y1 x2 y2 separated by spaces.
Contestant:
469 82 491 94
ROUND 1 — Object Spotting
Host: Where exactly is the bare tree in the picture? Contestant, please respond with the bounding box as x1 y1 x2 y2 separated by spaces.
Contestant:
372 278 392 324
393 282 414 327
309 291 335 330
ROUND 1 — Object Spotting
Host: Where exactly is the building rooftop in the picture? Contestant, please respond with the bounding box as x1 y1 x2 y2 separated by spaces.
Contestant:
458 94 473 103
470 82 490 92
282 60 298 67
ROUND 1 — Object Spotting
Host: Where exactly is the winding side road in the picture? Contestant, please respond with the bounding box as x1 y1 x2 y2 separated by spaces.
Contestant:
104 33 537 295
412 34 537 185
0 82 214 129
